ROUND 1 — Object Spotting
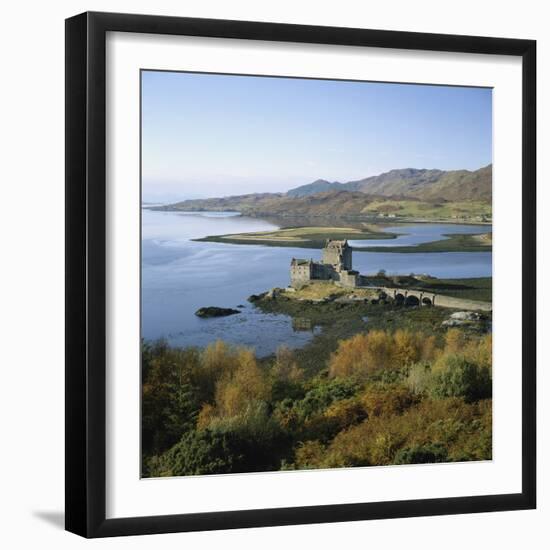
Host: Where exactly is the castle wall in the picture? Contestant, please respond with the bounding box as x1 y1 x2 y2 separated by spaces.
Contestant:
312 263 335 280
290 241 356 288
341 247 352 270
322 247 340 267
322 243 352 270
290 263 312 288
338 270 359 288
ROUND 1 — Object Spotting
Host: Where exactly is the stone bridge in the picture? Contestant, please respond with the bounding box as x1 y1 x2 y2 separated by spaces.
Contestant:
372 286 492 312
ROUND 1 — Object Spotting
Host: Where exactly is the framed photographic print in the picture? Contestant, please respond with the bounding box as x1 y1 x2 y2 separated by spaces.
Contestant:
65 11 536 538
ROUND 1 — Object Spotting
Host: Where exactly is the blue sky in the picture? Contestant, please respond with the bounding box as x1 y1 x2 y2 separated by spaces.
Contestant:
141 70 492 202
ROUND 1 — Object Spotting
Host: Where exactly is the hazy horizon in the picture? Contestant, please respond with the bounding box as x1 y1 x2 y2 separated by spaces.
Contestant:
142 71 492 203
141 162 492 203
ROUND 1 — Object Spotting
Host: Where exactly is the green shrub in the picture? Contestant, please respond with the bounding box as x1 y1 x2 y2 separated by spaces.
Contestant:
141 341 201 456
152 403 292 477
150 429 245 477
430 355 492 402
406 362 433 395
394 443 448 464
296 378 358 420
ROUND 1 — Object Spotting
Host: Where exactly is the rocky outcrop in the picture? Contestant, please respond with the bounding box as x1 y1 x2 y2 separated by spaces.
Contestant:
195 306 241 318
442 311 482 327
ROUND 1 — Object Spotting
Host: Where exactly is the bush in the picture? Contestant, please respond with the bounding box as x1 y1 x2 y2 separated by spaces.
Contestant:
141 341 201 456
270 346 305 402
324 397 368 426
360 385 418 417
406 362 433 395
293 378 358 420
150 429 245 477
193 340 242 402
444 329 467 355
213 348 271 418
293 398 492 469
392 329 422 366
328 331 393 379
152 402 292 476
142 327 493 476
272 378 360 442
394 443 448 464
328 330 435 380
431 355 492 402
294 440 327 469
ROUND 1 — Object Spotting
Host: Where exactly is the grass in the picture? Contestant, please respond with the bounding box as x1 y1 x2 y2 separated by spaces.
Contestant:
356 232 492 253
413 277 492 302
358 275 492 302
285 281 377 301
195 225 397 248
196 224 492 253
362 199 492 223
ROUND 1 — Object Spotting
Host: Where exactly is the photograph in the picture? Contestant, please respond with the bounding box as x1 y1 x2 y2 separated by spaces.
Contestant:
140 70 494 478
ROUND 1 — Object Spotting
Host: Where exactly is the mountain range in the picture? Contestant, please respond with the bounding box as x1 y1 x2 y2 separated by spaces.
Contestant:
286 165 492 201
154 165 492 221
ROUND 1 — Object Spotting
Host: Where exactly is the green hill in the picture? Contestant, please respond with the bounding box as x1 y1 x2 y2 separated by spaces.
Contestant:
287 165 492 202
153 165 492 223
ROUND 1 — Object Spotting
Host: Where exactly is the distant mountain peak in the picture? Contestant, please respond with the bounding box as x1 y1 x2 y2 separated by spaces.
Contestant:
286 165 491 201
286 178 342 198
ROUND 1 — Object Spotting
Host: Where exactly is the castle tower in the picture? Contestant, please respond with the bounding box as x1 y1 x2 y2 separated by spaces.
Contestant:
322 240 352 271
290 258 313 288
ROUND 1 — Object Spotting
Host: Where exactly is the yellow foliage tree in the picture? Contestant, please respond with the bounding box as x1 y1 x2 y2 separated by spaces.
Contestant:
213 348 271 419
420 334 439 362
466 333 492 371
196 340 241 399
196 403 216 430
392 329 422 367
272 346 304 383
444 328 467 355
328 330 393 379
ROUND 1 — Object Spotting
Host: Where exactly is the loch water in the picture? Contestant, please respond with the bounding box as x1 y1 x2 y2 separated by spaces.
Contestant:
141 210 492 356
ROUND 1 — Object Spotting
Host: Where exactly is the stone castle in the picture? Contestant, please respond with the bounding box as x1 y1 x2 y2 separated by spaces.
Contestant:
290 240 360 289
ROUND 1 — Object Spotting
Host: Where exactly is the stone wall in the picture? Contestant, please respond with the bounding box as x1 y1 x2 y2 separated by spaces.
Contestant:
290 263 312 288
376 286 492 312
338 270 359 288
322 242 352 270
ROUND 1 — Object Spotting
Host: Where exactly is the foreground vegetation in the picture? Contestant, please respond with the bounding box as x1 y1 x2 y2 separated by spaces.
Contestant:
253 290 491 373
142 322 492 477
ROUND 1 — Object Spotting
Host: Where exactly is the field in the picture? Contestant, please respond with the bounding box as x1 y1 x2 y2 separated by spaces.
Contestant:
195 224 492 253
195 225 396 248
358 232 492 253
361 199 492 223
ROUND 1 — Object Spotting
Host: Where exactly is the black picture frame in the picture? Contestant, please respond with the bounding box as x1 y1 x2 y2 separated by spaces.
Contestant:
65 11 536 538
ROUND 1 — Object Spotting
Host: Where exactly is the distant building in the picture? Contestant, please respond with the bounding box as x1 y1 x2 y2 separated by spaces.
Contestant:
290 240 360 288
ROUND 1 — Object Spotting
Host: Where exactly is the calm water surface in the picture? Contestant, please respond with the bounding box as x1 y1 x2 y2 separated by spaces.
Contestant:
142 210 492 355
